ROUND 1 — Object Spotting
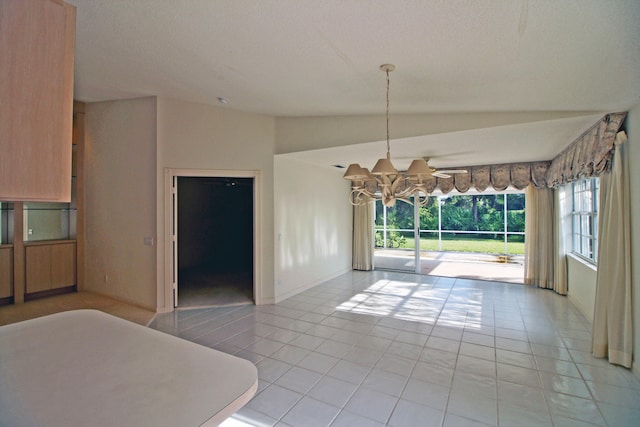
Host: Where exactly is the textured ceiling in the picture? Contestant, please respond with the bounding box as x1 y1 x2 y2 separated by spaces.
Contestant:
68 0 640 166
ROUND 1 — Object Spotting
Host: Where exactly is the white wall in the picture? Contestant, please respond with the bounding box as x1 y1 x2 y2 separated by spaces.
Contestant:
274 157 352 302
625 103 640 376
156 97 276 309
84 97 158 310
567 254 597 323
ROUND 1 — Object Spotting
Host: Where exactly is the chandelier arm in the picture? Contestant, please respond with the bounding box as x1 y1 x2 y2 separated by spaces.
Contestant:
377 174 393 188
349 189 373 206
395 183 422 199
390 176 405 194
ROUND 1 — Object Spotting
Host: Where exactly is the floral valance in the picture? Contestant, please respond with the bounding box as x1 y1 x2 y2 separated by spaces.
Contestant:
358 112 626 196
545 112 627 188
420 112 627 193
418 161 551 194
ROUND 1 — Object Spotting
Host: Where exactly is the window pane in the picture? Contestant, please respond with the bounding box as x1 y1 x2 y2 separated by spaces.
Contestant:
506 193 525 233
419 197 438 231
418 231 438 251
374 200 414 250
506 233 525 255
571 178 598 263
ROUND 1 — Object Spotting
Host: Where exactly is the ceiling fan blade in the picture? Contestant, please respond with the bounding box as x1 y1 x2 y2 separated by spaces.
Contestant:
432 172 451 178
436 169 468 174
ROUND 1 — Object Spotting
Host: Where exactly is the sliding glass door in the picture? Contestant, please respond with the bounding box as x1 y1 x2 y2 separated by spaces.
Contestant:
374 191 525 273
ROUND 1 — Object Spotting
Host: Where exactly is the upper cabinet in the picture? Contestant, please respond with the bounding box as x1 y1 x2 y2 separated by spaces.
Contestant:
0 0 76 202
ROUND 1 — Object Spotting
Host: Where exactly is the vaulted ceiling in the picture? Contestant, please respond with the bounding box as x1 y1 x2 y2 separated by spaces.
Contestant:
69 0 640 168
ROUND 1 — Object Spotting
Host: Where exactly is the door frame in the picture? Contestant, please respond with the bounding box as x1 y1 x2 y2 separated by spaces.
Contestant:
164 168 262 309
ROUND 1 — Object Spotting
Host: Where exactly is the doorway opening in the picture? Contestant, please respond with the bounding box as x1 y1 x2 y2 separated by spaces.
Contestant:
165 167 263 309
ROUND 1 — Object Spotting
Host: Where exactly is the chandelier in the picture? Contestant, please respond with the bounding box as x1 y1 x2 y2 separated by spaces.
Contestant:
343 64 437 208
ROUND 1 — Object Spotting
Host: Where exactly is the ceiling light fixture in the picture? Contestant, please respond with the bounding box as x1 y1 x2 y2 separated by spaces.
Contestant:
343 64 458 207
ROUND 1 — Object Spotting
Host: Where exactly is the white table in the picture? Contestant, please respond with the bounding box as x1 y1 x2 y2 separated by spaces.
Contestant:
0 309 258 426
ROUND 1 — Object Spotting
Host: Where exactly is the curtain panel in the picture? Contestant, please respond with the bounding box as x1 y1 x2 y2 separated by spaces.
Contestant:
524 186 556 290
592 132 632 368
352 200 374 270
552 185 569 295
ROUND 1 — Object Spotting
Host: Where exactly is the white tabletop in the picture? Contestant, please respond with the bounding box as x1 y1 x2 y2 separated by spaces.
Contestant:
0 309 257 426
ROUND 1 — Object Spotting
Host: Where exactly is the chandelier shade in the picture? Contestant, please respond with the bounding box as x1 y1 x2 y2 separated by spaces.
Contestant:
371 155 397 176
343 163 369 180
406 159 433 176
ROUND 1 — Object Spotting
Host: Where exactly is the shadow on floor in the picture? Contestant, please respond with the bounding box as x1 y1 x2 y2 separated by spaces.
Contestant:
0 291 156 326
178 267 254 309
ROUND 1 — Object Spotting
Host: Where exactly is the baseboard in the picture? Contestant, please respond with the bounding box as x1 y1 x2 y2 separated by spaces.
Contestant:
255 296 276 305
274 267 351 304
83 289 156 313
567 292 593 324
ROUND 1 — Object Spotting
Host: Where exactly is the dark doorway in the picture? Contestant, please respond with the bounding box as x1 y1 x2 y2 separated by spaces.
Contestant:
177 177 254 307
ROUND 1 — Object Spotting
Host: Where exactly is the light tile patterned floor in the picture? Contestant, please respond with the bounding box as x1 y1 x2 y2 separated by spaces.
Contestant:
149 271 640 427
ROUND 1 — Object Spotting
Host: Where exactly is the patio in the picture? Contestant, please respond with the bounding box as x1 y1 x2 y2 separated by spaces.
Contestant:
374 250 525 284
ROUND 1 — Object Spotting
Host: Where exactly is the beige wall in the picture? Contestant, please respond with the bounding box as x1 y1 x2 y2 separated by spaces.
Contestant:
567 254 597 323
625 102 640 376
274 157 352 302
156 97 276 309
275 111 601 153
84 97 158 310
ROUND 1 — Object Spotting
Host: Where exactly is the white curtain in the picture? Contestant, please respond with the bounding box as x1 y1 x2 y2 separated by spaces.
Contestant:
352 200 374 270
592 131 632 368
553 186 569 295
524 185 556 290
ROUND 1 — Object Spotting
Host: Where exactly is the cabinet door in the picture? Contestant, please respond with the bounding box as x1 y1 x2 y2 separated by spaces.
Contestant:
51 243 76 289
25 245 51 293
0 247 12 298
0 0 76 201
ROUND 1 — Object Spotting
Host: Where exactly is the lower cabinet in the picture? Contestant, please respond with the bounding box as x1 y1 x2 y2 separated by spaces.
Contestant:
25 241 76 294
0 246 12 298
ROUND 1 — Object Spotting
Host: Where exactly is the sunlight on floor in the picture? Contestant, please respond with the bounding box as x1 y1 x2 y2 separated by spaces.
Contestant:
219 415 259 427
335 278 484 330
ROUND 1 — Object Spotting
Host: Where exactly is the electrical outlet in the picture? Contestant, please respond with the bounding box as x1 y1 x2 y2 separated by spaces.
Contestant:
104 274 108 283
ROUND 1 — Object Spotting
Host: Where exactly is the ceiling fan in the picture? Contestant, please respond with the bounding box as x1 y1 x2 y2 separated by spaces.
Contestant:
421 157 468 178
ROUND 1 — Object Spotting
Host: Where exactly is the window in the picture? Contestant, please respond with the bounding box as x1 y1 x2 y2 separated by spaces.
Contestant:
571 178 599 263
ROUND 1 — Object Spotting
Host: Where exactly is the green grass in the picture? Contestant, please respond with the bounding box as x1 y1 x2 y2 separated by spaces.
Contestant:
380 236 525 255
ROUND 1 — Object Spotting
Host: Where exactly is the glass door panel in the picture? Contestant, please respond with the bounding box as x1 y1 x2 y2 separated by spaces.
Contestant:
374 199 417 272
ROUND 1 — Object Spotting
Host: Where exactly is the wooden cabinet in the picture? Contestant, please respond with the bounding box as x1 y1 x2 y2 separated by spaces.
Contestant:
0 0 76 202
0 247 13 298
25 241 76 294
0 101 84 305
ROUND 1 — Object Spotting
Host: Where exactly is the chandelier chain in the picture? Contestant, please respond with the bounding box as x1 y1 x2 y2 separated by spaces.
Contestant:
385 68 390 157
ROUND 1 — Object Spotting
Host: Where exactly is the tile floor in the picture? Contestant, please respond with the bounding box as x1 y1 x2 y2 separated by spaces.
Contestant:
149 271 640 427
